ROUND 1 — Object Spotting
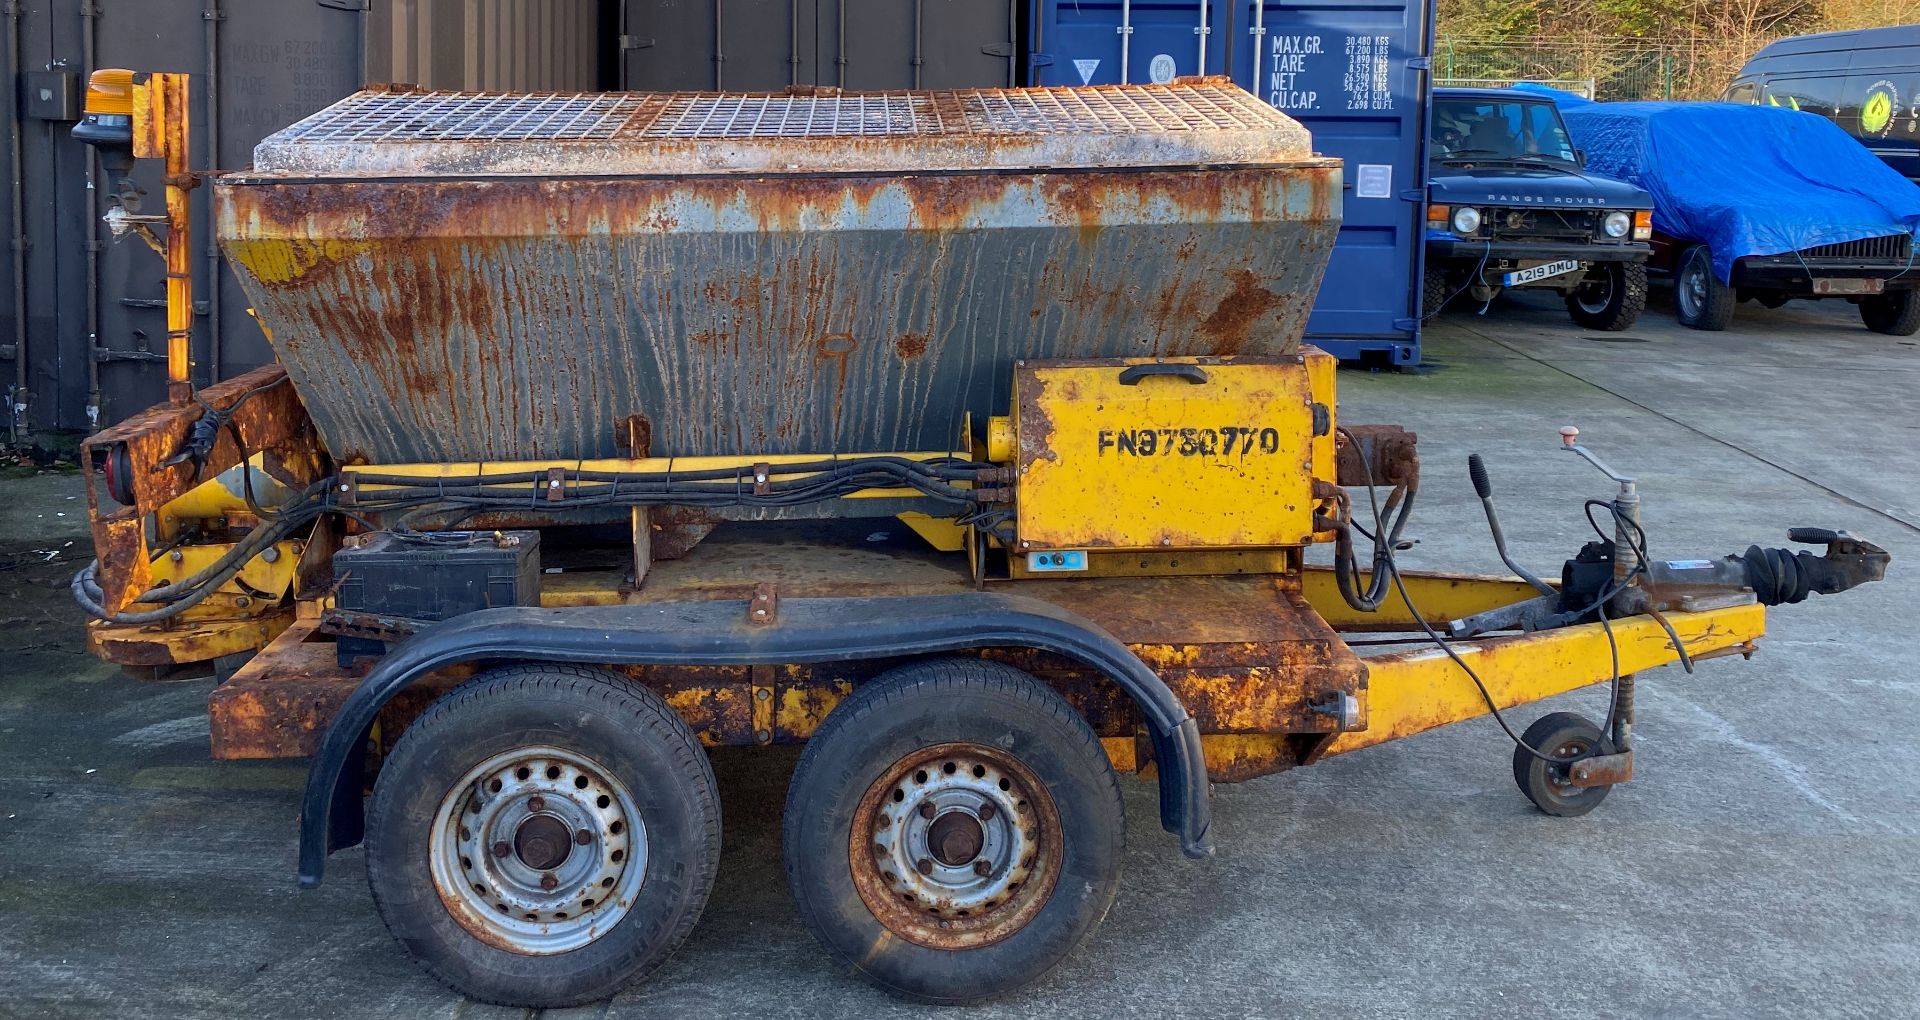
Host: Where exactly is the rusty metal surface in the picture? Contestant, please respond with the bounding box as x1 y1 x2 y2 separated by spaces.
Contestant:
846 741 1063 951
250 82 1315 177
83 364 311 516
211 524 1365 769
217 88 1340 463
1568 751 1632 788
1335 423 1419 490
87 611 294 669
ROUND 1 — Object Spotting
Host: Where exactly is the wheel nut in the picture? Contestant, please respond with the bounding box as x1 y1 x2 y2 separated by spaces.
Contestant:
575 828 593 846
491 841 511 858
916 858 934 876
918 802 936 820
977 803 996 821
527 795 546 812
973 859 992 877
540 873 558 891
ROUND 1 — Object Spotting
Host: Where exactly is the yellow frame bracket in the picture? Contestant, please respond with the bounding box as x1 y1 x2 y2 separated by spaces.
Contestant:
131 71 196 404
1328 601 1766 756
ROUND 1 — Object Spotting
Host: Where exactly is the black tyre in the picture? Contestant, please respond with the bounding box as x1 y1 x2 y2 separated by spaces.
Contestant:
783 658 1123 1004
1674 244 1734 330
1566 261 1647 331
1511 711 1616 818
1861 290 1920 336
1422 263 1453 319
365 664 721 1008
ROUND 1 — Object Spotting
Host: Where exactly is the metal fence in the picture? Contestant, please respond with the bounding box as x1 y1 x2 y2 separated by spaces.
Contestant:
1436 38 1729 102
1434 78 1595 98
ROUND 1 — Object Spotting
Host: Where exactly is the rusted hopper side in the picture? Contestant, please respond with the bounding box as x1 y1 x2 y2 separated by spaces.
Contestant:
217 83 1342 462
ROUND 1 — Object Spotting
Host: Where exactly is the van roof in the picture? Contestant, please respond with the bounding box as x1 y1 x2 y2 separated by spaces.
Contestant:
1432 86 1552 102
1746 23 1920 61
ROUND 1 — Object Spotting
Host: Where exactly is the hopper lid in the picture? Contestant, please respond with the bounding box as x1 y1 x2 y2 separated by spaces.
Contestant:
247 80 1316 178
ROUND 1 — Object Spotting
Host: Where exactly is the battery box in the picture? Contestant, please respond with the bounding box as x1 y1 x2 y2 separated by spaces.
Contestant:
331 530 541 662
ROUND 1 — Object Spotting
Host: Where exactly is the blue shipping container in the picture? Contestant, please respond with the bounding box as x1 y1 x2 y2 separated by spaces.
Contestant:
1031 0 1434 364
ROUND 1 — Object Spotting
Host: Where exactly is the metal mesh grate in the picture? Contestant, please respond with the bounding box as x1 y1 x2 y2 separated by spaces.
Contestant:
960 86 1282 135
280 91 653 143
276 84 1288 144
641 93 948 138
249 82 1318 176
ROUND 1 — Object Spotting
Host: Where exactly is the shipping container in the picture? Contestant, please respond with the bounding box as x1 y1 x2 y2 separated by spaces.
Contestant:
1032 0 1434 364
1 0 605 442
617 0 1018 91
369 0 603 92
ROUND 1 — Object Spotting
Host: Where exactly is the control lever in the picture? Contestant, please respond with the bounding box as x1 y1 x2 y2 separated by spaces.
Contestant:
1560 426 1640 585
1468 453 1557 599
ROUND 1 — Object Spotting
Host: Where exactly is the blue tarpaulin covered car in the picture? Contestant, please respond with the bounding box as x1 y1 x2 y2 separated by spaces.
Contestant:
1518 85 1920 335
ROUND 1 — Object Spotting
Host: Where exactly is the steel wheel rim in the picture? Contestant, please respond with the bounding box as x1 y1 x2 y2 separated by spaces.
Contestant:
1575 270 1615 314
849 742 1062 950
1680 254 1706 317
1543 738 1594 799
428 745 646 955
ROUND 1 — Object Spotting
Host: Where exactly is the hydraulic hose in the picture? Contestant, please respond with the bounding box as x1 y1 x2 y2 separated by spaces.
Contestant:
1330 426 1417 612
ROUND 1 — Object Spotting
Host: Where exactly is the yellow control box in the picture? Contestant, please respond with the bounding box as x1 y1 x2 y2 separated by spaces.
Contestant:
1011 353 1335 551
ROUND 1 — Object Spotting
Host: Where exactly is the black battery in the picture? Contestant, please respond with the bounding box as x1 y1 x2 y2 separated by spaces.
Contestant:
332 531 541 664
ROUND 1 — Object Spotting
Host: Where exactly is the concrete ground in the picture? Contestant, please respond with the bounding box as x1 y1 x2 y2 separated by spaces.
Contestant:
2 287 1916 1019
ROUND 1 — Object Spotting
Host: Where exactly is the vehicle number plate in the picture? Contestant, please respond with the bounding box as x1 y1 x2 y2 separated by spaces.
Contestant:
1812 278 1883 295
1502 259 1582 286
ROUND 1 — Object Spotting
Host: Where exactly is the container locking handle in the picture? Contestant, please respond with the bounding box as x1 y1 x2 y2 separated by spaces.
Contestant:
1118 363 1209 386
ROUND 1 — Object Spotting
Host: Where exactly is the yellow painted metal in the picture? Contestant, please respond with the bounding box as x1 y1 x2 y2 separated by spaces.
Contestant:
131 72 195 403
1006 547 1295 580
1303 348 1337 483
1300 565 1548 631
1197 733 1296 782
895 511 968 552
86 610 294 668
986 415 1015 463
156 455 294 529
1100 736 1141 774
148 540 304 601
1328 601 1766 755
1012 356 1329 551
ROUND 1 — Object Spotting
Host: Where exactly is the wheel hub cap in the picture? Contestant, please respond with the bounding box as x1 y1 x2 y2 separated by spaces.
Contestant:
514 813 574 871
927 810 985 866
428 745 647 955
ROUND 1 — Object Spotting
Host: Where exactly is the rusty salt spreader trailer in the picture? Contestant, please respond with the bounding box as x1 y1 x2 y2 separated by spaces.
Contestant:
68 71 1887 1007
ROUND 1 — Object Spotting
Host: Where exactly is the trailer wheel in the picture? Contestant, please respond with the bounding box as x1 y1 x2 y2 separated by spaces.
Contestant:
1566 262 1647 330
364 665 720 1008
1674 245 1734 331
782 658 1123 1004
1860 290 1920 336
1511 711 1616 818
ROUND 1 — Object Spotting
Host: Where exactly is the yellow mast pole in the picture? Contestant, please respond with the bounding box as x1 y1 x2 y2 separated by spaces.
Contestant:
133 73 195 404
